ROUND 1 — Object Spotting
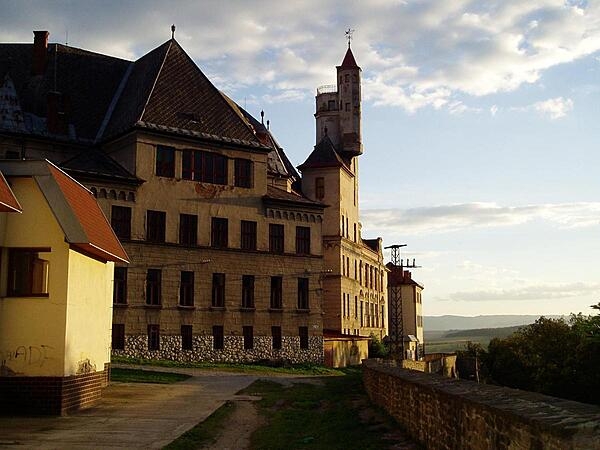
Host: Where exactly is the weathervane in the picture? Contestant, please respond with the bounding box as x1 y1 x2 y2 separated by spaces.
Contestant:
171 24 176 39
345 28 355 48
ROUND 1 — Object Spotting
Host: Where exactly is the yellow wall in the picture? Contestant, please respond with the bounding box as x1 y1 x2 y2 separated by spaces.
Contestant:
0 178 69 377
324 338 368 368
64 251 113 376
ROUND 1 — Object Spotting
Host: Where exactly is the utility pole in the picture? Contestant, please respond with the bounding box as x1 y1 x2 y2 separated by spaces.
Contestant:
385 244 420 361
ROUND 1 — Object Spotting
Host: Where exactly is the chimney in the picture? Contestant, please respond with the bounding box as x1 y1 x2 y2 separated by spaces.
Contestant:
32 30 49 76
403 270 411 281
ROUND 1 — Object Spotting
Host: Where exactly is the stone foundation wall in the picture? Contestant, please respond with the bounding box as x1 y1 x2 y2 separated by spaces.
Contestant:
113 335 324 364
363 359 600 450
0 363 110 416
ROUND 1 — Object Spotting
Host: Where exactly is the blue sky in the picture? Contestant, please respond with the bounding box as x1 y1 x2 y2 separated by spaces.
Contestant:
3 0 600 316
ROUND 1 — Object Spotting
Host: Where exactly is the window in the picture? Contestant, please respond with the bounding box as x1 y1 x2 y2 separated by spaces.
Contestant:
242 275 255 309
295 226 310 255
212 273 225 307
179 271 194 307
240 220 257 250
269 224 284 254
297 278 309 310
148 324 160 350
355 296 358 319
146 210 166 243
7 249 49 296
272 326 282 350
235 158 253 188
156 145 175 177
112 324 125 350
243 326 253 350
211 217 228 248
353 223 357 242
270 276 282 309
179 214 198 246
299 326 309 349
315 177 324 200
181 325 193 350
182 150 227 184
146 269 161 306
113 267 127 305
213 325 224 350
111 206 131 240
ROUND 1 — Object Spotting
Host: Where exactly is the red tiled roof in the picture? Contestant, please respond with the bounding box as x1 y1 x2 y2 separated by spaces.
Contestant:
0 171 21 212
47 164 128 263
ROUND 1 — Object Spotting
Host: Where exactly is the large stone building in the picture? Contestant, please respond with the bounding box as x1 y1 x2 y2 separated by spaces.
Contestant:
0 31 386 365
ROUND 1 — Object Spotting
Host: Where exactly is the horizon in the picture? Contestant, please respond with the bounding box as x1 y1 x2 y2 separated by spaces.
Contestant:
2 1 599 317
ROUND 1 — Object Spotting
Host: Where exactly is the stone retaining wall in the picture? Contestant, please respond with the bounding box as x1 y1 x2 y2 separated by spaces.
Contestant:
363 359 600 450
113 335 323 364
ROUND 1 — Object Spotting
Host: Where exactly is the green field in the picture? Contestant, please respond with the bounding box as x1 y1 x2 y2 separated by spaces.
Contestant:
424 325 522 353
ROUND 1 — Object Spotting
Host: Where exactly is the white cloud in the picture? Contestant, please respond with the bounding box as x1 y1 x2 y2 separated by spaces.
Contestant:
362 202 600 235
1 1 599 114
490 104 499 116
445 282 600 302
533 96 574 119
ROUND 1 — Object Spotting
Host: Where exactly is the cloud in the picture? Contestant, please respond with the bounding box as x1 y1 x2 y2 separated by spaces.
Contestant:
445 282 600 302
1 1 599 114
362 202 600 235
533 96 574 119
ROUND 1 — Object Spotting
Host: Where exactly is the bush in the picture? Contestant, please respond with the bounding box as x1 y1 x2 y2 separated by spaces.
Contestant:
368 334 389 358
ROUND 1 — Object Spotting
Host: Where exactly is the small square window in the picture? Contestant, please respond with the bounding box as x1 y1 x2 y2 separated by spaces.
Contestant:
7 249 49 296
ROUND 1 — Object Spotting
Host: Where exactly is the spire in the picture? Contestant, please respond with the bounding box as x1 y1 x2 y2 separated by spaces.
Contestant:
340 28 359 68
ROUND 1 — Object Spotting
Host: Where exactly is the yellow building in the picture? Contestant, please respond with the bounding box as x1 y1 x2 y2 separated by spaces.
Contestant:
0 160 128 415
299 45 388 342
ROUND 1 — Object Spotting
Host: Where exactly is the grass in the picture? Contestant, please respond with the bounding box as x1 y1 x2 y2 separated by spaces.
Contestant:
110 367 191 384
112 355 343 376
244 368 412 450
163 401 236 450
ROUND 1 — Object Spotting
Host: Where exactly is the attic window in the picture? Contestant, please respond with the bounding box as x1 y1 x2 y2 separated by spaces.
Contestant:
156 146 175 177
7 248 50 297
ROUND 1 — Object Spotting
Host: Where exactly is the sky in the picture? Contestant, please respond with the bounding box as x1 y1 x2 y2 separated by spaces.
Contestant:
2 0 600 317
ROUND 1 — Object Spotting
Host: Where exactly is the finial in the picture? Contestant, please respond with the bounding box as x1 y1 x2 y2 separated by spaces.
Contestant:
324 126 328 135
260 110 264 124
171 24 176 39
266 119 270 130
345 28 355 48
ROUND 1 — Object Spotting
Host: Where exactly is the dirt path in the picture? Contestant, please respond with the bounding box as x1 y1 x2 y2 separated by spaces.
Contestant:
202 397 265 450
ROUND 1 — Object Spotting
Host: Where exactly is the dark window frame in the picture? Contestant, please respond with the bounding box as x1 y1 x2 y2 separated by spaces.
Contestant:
179 213 198 246
156 145 175 177
212 273 226 308
270 276 283 309
240 220 257 251
299 326 309 349
112 323 125 350
179 271 194 307
148 324 160 350
146 269 162 306
241 275 255 309
111 205 131 240
113 267 128 305
243 326 254 350
272 326 282 350
269 224 284 254
295 226 311 255
234 158 253 188
297 277 309 310
7 248 49 297
182 150 228 185
315 177 325 200
181 325 193 350
146 210 166 243
213 325 224 350
211 217 228 248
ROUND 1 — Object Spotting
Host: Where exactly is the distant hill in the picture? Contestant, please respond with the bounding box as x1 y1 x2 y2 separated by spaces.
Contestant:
424 325 525 353
424 315 565 331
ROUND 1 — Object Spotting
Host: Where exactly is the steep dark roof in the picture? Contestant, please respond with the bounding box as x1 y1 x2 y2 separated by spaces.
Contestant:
0 43 130 141
297 135 350 172
339 47 359 69
60 148 142 185
105 40 259 144
362 238 381 253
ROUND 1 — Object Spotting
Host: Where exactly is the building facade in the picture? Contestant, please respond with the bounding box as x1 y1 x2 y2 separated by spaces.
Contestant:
299 45 388 340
